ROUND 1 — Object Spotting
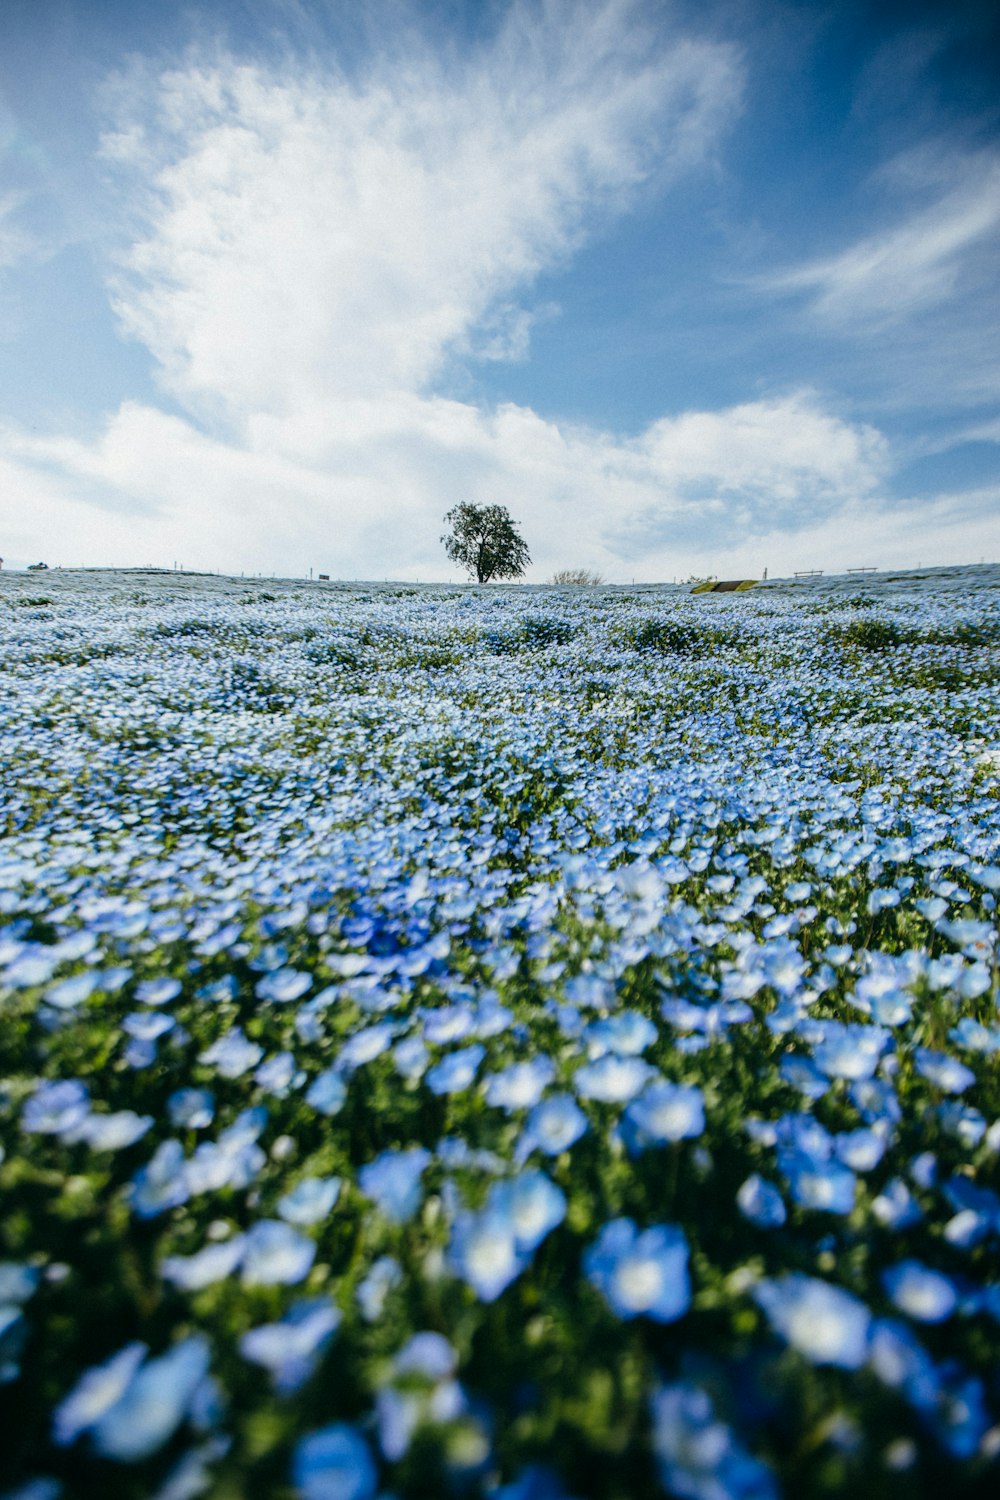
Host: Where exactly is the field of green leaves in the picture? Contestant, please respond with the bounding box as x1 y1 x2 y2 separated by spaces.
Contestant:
2 564 999 1500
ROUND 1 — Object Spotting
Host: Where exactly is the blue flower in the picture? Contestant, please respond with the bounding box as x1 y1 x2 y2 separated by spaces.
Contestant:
913 1048 975 1095
198 1028 263 1079
736 1175 787 1229
358 1148 431 1223
883 1261 957 1323
74 1110 153 1151
22 1080 90 1137
448 1210 526 1303
305 1068 348 1116
573 1055 655 1103
131 1140 190 1218
425 1044 486 1095
812 1023 889 1081
135 977 182 1006
92 1337 211 1461
167 1088 215 1129
583 1011 657 1057
651 1382 779 1500
255 967 313 1003
484 1058 556 1111
753 1275 871 1368
240 1298 341 1393
779 1148 856 1214
336 1023 397 1071
488 1172 566 1252
356 1256 402 1322
584 1218 690 1322
278 1176 342 1227
161 1235 247 1291
622 1081 705 1148
520 1094 588 1156
292 1423 377 1500
241 1221 316 1286
53 1342 149 1447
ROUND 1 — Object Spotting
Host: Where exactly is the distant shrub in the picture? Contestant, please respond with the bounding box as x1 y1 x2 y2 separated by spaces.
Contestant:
621 619 735 655
550 568 605 586
836 619 907 651
520 615 577 647
918 620 1000 648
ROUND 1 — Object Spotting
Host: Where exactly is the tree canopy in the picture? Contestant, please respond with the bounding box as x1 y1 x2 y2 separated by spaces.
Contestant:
441 502 530 584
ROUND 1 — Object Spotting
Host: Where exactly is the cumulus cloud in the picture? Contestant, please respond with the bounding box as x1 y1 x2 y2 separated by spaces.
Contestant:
100 1 741 428
11 388 890 579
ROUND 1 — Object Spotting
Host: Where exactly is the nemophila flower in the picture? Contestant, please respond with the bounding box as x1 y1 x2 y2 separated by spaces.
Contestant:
425 1044 486 1095
255 1050 301 1096
53 1341 149 1446
255 966 313 1004
883 1261 958 1323
584 1218 690 1323
484 1058 556 1111
937 1101 986 1147
292 1422 377 1500
574 1055 656 1103
447 1209 526 1303
135 977 182 1006
651 1382 779 1500
198 1028 264 1079
521 1094 588 1156
168 1088 215 1129
421 1005 476 1044
240 1220 316 1287
43 972 99 1009
88 1337 211 1461
488 1172 566 1252
868 1318 938 1410
22 1079 90 1136
356 1256 402 1322
162 1234 247 1291
305 1067 348 1116
622 1081 705 1151
834 1126 889 1172
278 1176 342 1227
72 1110 153 1152
753 1275 871 1368
779 1053 828 1099
0 1261 40 1307
850 1076 901 1125
913 1048 976 1095
358 1148 431 1223
392 1034 429 1080
812 1023 889 1081
780 1151 856 1214
240 1298 341 1393
737 1175 787 1229
123 1010 175 1044
584 1011 658 1058
930 1368 992 1460
131 1140 190 1218
335 1022 396 1071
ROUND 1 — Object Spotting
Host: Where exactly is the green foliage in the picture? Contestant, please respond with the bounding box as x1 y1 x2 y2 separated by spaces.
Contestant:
441 503 531 584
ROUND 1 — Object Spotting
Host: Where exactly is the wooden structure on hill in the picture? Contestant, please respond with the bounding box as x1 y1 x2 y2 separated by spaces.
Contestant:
690 578 757 595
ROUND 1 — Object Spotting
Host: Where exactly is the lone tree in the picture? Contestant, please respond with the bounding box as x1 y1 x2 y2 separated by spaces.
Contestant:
441 502 530 584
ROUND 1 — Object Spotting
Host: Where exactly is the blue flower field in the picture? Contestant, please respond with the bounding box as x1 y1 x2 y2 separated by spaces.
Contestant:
2 565 999 1499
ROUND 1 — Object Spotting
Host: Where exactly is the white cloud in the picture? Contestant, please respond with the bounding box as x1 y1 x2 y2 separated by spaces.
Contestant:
7 389 891 579
100 2 741 429
762 147 1000 326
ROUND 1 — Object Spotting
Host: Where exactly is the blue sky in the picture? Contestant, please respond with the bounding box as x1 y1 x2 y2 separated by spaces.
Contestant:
2 0 999 580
